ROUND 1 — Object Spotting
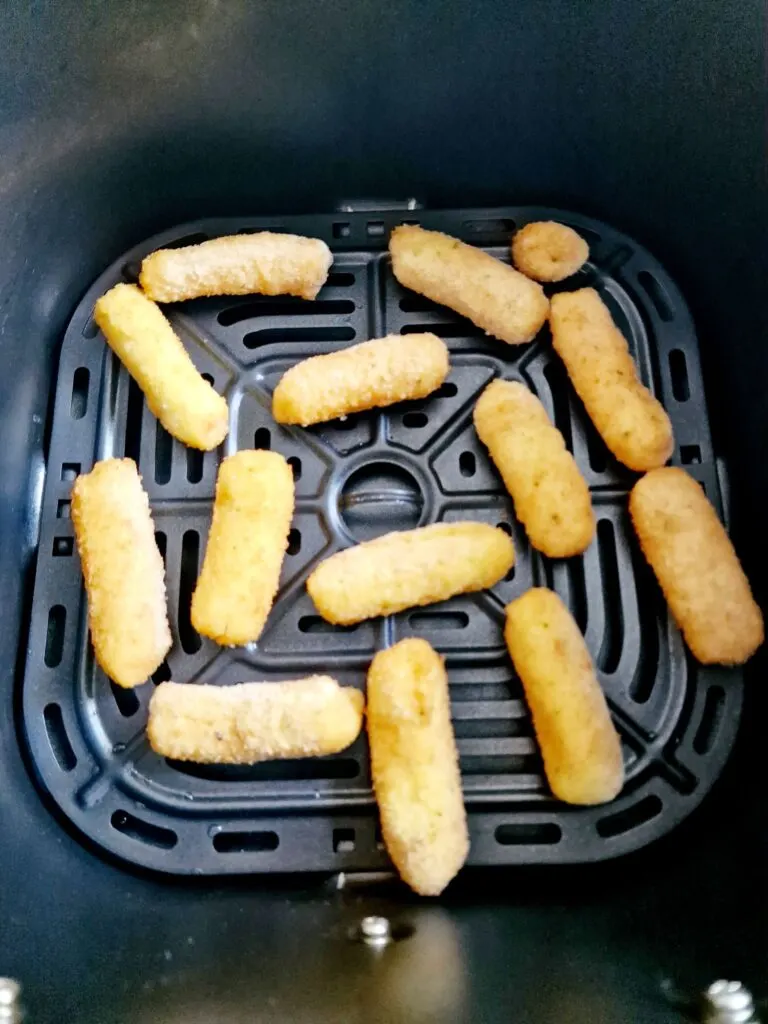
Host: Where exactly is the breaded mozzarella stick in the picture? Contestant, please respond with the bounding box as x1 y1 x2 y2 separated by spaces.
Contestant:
367 639 468 895
273 333 449 426
71 458 171 688
148 677 364 763
140 232 333 302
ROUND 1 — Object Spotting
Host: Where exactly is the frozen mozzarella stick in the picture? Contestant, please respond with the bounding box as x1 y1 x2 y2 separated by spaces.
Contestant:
140 232 333 302
505 588 624 805
71 459 171 688
191 450 294 646
511 221 589 283
272 333 449 426
307 522 514 625
94 283 228 451
148 677 364 764
630 467 763 664
549 288 673 472
367 639 468 896
389 225 549 345
473 379 594 557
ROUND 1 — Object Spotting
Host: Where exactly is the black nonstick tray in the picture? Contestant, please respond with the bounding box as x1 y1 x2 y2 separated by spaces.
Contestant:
21 207 741 875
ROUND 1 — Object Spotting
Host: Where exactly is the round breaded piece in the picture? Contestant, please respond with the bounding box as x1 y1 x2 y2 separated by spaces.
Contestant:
94 283 229 451
140 232 333 302
512 221 589 282
272 333 449 426
307 522 514 625
473 379 594 557
629 468 763 665
504 588 624 805
191 450 295 646
389 225 549 345
148 677 364 764
71 458 171 688
549 288 674 472
367 638 468 896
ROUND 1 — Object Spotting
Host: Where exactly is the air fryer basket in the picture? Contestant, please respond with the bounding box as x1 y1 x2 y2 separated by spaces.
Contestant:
2 3 766 1022
22 206 741 874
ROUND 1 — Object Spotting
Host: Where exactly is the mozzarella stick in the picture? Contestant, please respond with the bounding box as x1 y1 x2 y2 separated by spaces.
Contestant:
307 522 514 625
94 283 228 451
629 468 763 664
367 639 468 895
71 459 171 688
473 379 594 557
191 450 294 646
389 225 549 345
272 333 449 426
148 677 364 763
139 232 333 303
504 588 624 805
549 288 673 471
511 221 589 282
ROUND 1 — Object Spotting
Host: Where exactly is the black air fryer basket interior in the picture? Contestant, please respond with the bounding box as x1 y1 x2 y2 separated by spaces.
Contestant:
1 3 766 1023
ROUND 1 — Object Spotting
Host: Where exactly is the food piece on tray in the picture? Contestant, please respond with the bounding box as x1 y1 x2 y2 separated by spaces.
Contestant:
473 379 594 557
367 638 468 895
139 232 333 302
191 450 294 646
629 467 763 664
306 522 515 625
549 288 673 471
272 333 449 426
511 220 589 282
389 224 549 345
71 458 171 688
94 283 229 451
504 588 624 805
148 677 364 763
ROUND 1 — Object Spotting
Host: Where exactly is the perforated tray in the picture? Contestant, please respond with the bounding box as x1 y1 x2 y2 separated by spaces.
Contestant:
21 207 742 875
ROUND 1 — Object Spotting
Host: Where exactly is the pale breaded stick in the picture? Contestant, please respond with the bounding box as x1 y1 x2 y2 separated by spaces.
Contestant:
191 450 294 645
71 459 171 688
504 588 624 805
148 677 364 763
94 283 228 451
140 232 333 303
367 638 468 895
511 221 589 282
272 333 449 426
473 379 594 557
629 467 763 664
389 225 549 345
307 522 514 625
549 288 673 471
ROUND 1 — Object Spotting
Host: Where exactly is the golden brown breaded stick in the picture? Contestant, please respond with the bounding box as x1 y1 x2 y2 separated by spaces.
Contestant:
148 677 364 763
511 221 589 282
272 333 449 426
549 288 673 471
367 638 468 895
473 379 594 557
629 468 763 664
191 450 294 645
71 459 171 688
389 225 549 345
139 232 333 303
307 522 514 625
94 283 228 451
504 588 624 805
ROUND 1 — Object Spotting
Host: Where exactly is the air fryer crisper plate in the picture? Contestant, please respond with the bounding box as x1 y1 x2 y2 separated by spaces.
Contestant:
22 207 740 874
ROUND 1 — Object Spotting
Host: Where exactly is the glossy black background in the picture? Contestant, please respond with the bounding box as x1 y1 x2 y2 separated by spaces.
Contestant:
0 2 765 1021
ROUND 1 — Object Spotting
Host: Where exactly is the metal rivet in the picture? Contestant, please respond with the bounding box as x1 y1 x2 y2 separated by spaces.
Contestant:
0 980 20 1008
702 980 756 1023
359 915 392 947
0 979 21 1022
